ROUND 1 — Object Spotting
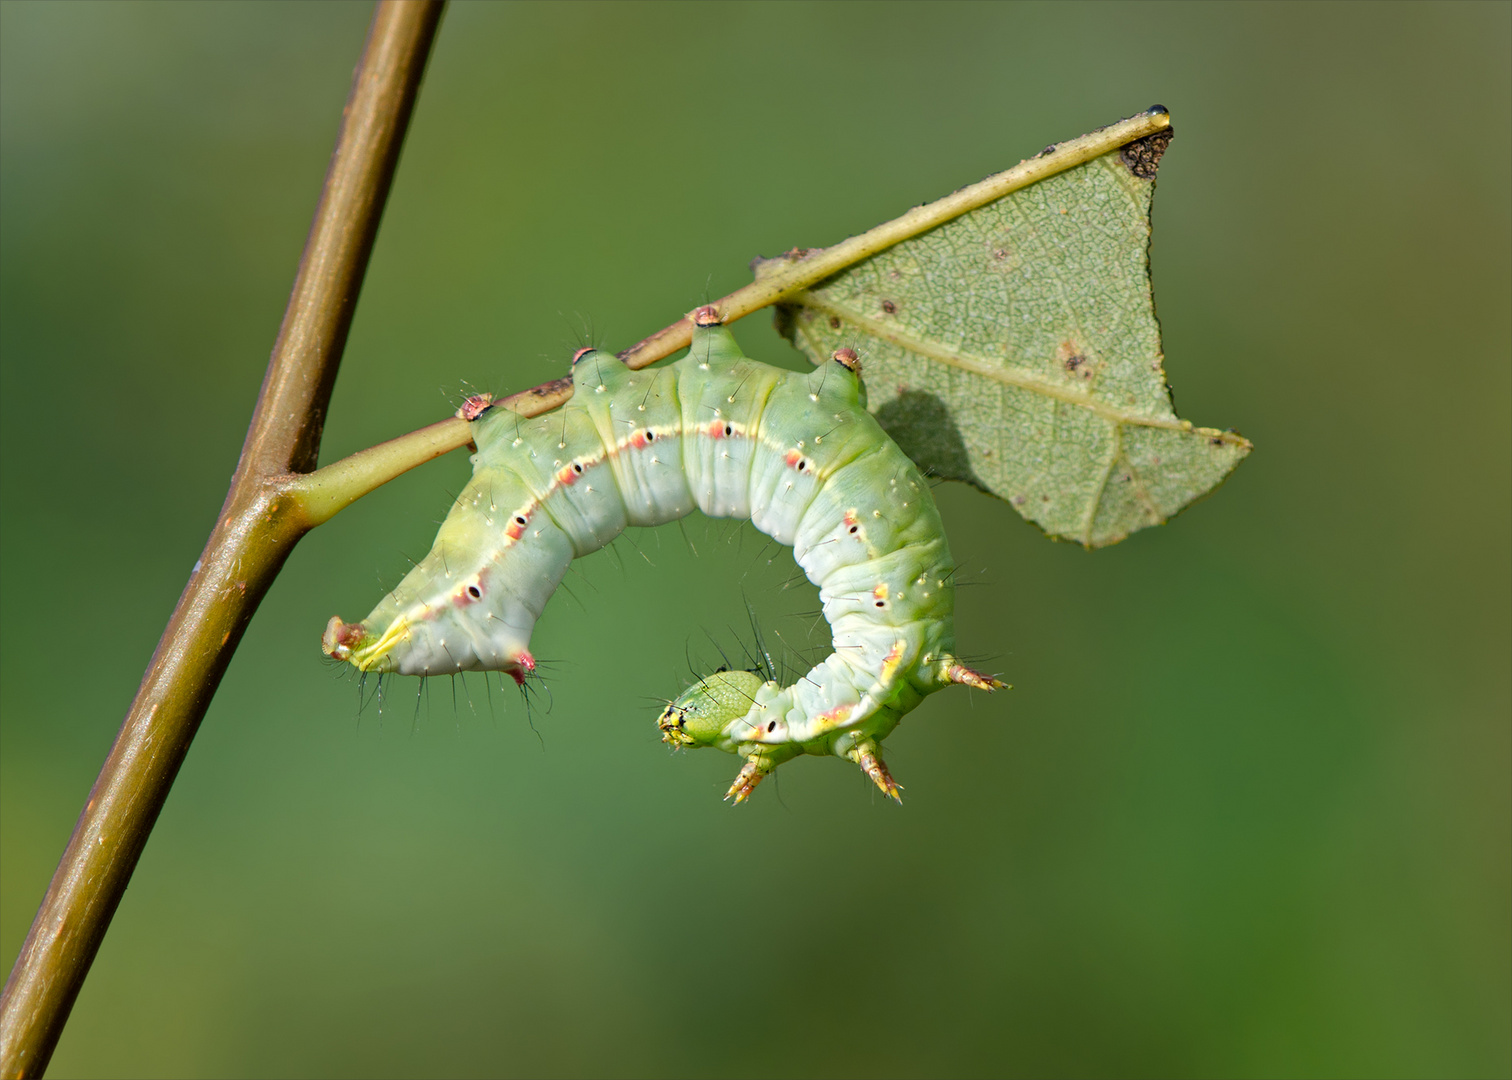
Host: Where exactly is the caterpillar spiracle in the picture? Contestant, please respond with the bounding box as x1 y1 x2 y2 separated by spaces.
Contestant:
322 307 1004 802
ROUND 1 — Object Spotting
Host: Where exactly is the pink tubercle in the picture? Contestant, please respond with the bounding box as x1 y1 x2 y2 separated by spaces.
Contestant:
506 649 537 686
457 393 495 421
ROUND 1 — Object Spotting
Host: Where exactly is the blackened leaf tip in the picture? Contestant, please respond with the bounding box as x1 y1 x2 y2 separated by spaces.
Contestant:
1120 129 1174 180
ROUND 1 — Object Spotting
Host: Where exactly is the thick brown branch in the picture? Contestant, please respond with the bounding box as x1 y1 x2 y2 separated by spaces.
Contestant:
0 5 444 1075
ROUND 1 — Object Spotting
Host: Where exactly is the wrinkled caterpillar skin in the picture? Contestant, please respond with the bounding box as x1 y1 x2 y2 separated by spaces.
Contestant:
323 313 1002 801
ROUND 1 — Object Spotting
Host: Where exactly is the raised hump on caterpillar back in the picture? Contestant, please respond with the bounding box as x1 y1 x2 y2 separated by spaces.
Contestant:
324 311 1005 800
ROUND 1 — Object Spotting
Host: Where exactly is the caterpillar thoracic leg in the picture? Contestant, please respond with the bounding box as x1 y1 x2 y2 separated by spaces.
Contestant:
324 307 1006 802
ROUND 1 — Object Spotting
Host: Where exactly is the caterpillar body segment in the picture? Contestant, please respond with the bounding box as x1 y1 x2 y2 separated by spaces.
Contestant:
323 314 1004 799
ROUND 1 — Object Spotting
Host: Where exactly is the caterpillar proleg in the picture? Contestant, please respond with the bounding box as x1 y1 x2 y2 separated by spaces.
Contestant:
323 307 1003 802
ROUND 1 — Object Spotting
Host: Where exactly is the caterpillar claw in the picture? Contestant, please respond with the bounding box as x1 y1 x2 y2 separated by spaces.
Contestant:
724 757 771 805
945 662 1008 692
851 744 903 803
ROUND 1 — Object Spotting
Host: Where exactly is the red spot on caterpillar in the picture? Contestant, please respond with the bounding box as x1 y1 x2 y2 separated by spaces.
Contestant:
556 464 580 485
505 512 528 540
707 420 728 439
629 430 650 450
456 581 484 606
815 703 854 727
784 449 803 468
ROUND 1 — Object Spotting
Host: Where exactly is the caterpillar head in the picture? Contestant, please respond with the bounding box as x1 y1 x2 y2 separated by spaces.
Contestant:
657 669 764 749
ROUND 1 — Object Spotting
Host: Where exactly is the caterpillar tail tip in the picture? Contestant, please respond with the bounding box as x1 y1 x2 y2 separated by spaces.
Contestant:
946 662 1008 692
723 758 770 805
322 616 364 662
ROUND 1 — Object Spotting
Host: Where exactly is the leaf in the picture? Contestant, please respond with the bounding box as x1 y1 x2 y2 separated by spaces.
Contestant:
760 120 1251 548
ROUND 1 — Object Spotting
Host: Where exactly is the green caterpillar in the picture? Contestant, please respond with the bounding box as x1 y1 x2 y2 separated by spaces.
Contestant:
323 308 1003 802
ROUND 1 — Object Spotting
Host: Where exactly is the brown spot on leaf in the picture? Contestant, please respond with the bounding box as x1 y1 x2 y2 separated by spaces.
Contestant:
829 316 841 329
881 299 897 314
1120 128 1174 179
1056 340 1093 380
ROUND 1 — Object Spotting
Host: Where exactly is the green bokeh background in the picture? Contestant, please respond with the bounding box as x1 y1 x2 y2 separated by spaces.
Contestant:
2 2 1507 1076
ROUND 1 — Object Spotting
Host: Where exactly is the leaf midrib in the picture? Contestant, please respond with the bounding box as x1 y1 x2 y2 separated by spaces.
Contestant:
794 289 1248 447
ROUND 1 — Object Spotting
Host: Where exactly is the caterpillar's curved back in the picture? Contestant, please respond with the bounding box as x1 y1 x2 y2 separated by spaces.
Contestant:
323 309 1003 802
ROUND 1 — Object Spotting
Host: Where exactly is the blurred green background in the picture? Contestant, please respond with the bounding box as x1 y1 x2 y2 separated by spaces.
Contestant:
2 2 1507 1077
